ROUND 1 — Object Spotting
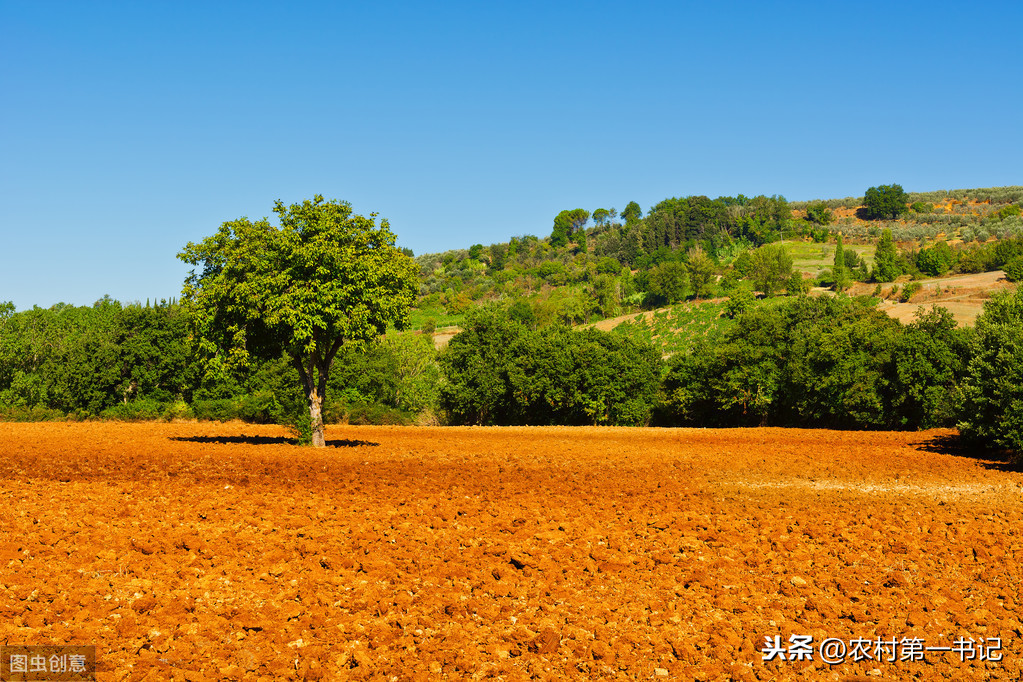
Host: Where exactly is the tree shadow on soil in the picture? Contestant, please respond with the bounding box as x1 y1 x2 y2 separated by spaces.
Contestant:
913 433 1021 472
170 435 379 448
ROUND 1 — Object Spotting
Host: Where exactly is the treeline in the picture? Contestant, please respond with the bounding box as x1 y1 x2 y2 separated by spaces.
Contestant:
0 298 438 427
1 288 1022 456
441 293 1023 458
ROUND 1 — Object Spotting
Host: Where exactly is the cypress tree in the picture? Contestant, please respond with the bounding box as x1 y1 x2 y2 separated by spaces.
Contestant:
872 228 901 282
833 234 849 291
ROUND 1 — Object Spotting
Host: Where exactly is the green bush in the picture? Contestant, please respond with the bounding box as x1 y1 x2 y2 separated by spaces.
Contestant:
997 204 1022 220
1004 256 1023 282
0 404 67 422
440 306 662 426
891 306 972 428
658 296 936 430
805 202 835 225
345 401 414 426
725 285 756 318
899 282 922 302
915 241 955 277
100 399 166 421
162 400 194 421
958 287 1023 457
191 399 240 422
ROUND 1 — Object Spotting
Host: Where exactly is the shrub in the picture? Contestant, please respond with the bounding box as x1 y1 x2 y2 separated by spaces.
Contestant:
915 241 955 277
997 204 1022 220
899 282 922 302
345 401 414 426
958 287 1023 457
100 399 165 421
725 285 756 318
162 400 194 421
891 306 972 428
1004 256 1023 282
0 404 67 422
191 399 240 422
805 202 835 225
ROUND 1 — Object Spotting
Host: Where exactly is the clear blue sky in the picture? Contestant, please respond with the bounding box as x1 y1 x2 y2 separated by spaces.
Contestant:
2 0 1021 310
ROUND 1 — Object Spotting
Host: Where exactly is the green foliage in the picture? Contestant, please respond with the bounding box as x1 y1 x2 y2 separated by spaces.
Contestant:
101 398 166 422
871 229 902 282
659 296 910 429
915 240 955 277
685 246 716 299
749 244 793 296
805 202 835 225
910 201 934 214
724 286 757 321
178 195 418 446
0 300 192 416
551 208 590 247
612 301 733 357
898 282 922 303
997 204 1022 220
620 201 642 226
787 272 810 296
345 401 414 426
440 307 662 426
1004 256 1023 282
646 261 688 305
191 398 241 422
891 306 971 428
0 404 68 422
162 400 194 421
863 184 909 220
589 274 621 319
958 287 1023 456
831 234 850 291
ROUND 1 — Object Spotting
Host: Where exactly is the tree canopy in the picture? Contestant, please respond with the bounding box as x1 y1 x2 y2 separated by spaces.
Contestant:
863 184 909 220
178 195 418 446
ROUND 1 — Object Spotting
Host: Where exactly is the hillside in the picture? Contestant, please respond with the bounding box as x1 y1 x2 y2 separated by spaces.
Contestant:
410 186 1023 349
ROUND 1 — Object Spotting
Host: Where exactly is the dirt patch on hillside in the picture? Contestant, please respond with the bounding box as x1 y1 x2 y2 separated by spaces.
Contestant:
430 327 461 350
2 422 1021 680
851 270 1016 326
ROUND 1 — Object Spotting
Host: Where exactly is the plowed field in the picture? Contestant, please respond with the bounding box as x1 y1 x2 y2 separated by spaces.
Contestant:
2 422 1021 680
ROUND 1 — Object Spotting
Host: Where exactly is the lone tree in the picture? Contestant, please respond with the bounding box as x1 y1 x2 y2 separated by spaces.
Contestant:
862 184 909 220
178 195 418 446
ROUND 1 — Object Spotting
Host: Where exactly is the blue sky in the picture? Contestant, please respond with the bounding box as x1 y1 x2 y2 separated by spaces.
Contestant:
2 0 1021 310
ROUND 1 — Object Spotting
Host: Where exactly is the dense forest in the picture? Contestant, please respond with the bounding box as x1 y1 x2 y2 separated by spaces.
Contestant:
2 185 1022 456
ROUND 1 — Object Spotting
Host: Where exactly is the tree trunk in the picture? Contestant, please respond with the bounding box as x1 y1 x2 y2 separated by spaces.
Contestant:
296 353 327 447
308 384 325 447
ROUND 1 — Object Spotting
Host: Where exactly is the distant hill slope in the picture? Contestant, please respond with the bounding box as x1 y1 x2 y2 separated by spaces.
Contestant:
410 185 1023 347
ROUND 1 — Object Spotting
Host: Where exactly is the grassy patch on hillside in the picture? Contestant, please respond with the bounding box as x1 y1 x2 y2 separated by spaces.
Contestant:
610 300 733 358
782 240 875 276
406 306 466 332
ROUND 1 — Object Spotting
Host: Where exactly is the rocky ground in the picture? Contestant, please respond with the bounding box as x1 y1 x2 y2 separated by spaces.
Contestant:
1 422 1021 680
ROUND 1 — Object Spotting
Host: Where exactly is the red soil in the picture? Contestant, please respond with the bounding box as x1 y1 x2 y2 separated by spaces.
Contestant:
1 422 1021 680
